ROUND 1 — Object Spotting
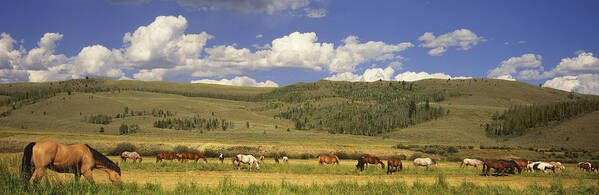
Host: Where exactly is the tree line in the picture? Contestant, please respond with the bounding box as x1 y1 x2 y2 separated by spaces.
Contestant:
484 99 599 136
153 115 233 131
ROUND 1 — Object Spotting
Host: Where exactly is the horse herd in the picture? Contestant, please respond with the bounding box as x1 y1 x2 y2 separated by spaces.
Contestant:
19 141 599 184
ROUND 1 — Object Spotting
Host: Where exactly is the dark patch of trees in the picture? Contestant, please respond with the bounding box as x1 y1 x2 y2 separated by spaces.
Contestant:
484 99 599 136
83 114 112 125
153 115 233 131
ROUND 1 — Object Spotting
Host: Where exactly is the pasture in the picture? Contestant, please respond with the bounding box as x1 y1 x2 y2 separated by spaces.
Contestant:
2 153 599 194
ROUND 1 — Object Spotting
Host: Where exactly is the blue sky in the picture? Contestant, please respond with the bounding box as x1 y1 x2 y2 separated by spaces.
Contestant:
1 0 598 94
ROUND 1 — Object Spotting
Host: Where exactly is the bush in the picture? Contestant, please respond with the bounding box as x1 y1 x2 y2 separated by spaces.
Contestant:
119 124 129 135
110 142 137 155
408 153 424 160
203 148 220 158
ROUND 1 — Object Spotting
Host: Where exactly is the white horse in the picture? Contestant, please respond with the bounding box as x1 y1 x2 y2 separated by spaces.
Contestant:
460 158 483 169
235 154 260 170
282 156 289 163
413 158 437 169
528 161 555 173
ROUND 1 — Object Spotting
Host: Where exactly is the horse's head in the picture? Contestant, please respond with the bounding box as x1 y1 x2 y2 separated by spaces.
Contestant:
108 169 122 183
138 157 143 163
255 162 260 170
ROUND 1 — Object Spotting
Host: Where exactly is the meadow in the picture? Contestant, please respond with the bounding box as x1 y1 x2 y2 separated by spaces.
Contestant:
2 153 599 194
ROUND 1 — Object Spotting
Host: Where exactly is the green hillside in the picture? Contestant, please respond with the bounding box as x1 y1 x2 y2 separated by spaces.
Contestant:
0 78 598 156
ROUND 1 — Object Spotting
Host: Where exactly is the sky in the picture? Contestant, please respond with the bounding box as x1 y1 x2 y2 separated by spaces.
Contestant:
1 0 599 95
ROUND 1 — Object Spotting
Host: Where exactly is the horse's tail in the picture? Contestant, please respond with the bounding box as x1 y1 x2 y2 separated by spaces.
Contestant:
85 144 121 176
21 142 36 180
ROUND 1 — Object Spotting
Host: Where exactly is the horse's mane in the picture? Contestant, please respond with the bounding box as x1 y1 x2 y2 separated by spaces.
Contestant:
85 144 121 175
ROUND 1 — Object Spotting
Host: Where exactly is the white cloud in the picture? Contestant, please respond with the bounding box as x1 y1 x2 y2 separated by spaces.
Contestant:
0 33 22 70
418 29 485 56
494 74 516 81
328 35 413 72
325 66 395 82
543 52 599 78
0 69 29 83
543 74 599 95
518 40 526 44
394 71 471 81
488 53 542 80
256 34 263 38
305 8 326 18
123 15 213 69
191 76 279 87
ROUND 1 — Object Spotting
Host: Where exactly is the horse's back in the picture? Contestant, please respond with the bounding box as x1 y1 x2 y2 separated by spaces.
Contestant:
31 141 60 164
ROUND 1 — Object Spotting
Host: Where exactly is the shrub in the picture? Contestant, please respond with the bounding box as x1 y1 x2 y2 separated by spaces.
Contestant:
203 148 220 158
408 153 424 160
110 142 137 155
173 145 197 153
99 127 104 133
119 124 129 135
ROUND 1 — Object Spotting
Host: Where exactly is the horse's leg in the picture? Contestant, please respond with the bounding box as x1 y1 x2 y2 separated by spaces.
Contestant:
81 168 94 184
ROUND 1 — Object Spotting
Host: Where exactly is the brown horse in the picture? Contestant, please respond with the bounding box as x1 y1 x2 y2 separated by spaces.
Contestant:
512 159 528 173
120 151 142 163
482 160 521 176
178 152 208 163
21 140 121 184
156 152 176 162
577 162 591 172
318 155 339 165
592 163 599 172
362 156 385 169
387 159 403 174
274 156 280 164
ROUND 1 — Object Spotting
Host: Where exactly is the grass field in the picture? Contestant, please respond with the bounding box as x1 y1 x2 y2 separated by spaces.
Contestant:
2 153 599 194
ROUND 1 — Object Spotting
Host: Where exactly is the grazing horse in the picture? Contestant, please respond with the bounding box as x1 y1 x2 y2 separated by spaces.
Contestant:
592 163 599 172
178 152 208 163
548 162 565 172
362 156 385 169
218 153 224 164
413 158 437 169
460 158 483 169
387 159 403 174
235 154 260 170
482 160 520 176
274 156 280 164
530 162 555 173
156 152 176 162
356 157 366 171
318 155 339 165
577 162 591 172
512 160 528 173
120 151 142 163
21 140 121 184
282 156 289 163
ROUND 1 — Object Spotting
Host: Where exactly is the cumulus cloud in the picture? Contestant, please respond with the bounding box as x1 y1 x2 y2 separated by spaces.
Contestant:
256 34 263 38
0 33 22 70
418 29 485 56
543 52 599 78
488 53 542 80
305 8 326 18
543 74 599 95
123 15 213 69
325 66 395 82
0 69 29 83
191 76 278 87
394 71 471 81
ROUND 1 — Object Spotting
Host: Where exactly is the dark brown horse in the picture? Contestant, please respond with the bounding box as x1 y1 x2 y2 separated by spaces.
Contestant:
577 162 592 172
592 163 599 172
156 152 176 162
274 156 280 164
178 152 208 163
318 155 339 165
387 159 403 174
482 160 521 176
356 157 366 171
362 156 385 168
21 140 121 184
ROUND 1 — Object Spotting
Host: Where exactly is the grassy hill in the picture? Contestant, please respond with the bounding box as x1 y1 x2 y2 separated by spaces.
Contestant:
0 78 598 160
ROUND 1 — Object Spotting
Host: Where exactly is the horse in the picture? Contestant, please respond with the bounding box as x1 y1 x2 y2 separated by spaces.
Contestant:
460 158 483 169
387 159 403 174
318 155 339 165
530 162 555 173
259 155 265 162
356 157 366 171
179 152 208 163
156 152 176 162
362 156 385 169
482 160 520 176
413 158 437 169
282 156 289 163
235 154 260 170
548 162 565 172
120 151 142 163
577 162 591 172
21 140 121 184
218 153 224 164
592 163 599 172
512 160 528 173
274 156 279 164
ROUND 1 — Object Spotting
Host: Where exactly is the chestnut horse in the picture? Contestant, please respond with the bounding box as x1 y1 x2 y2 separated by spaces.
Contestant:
178 152 208 163
362 156 385 169
592 163 599 172
156 152 176 162
387 159 403 174
577 162 591 172
356 157 366 171
482 160 521 176
318 155 339 165
21 140 121 184
512 159 528 173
